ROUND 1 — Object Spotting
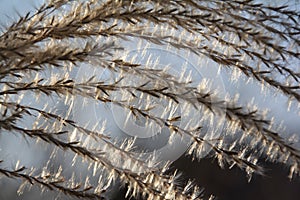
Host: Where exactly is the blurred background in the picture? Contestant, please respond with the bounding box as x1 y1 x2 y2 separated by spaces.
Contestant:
0 0 300 200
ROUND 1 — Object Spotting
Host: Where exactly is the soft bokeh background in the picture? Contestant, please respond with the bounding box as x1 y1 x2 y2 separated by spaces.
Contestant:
0 1 300 200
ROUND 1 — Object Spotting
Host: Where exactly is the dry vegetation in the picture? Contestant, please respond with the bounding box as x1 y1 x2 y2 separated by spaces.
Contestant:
0 0 299 199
